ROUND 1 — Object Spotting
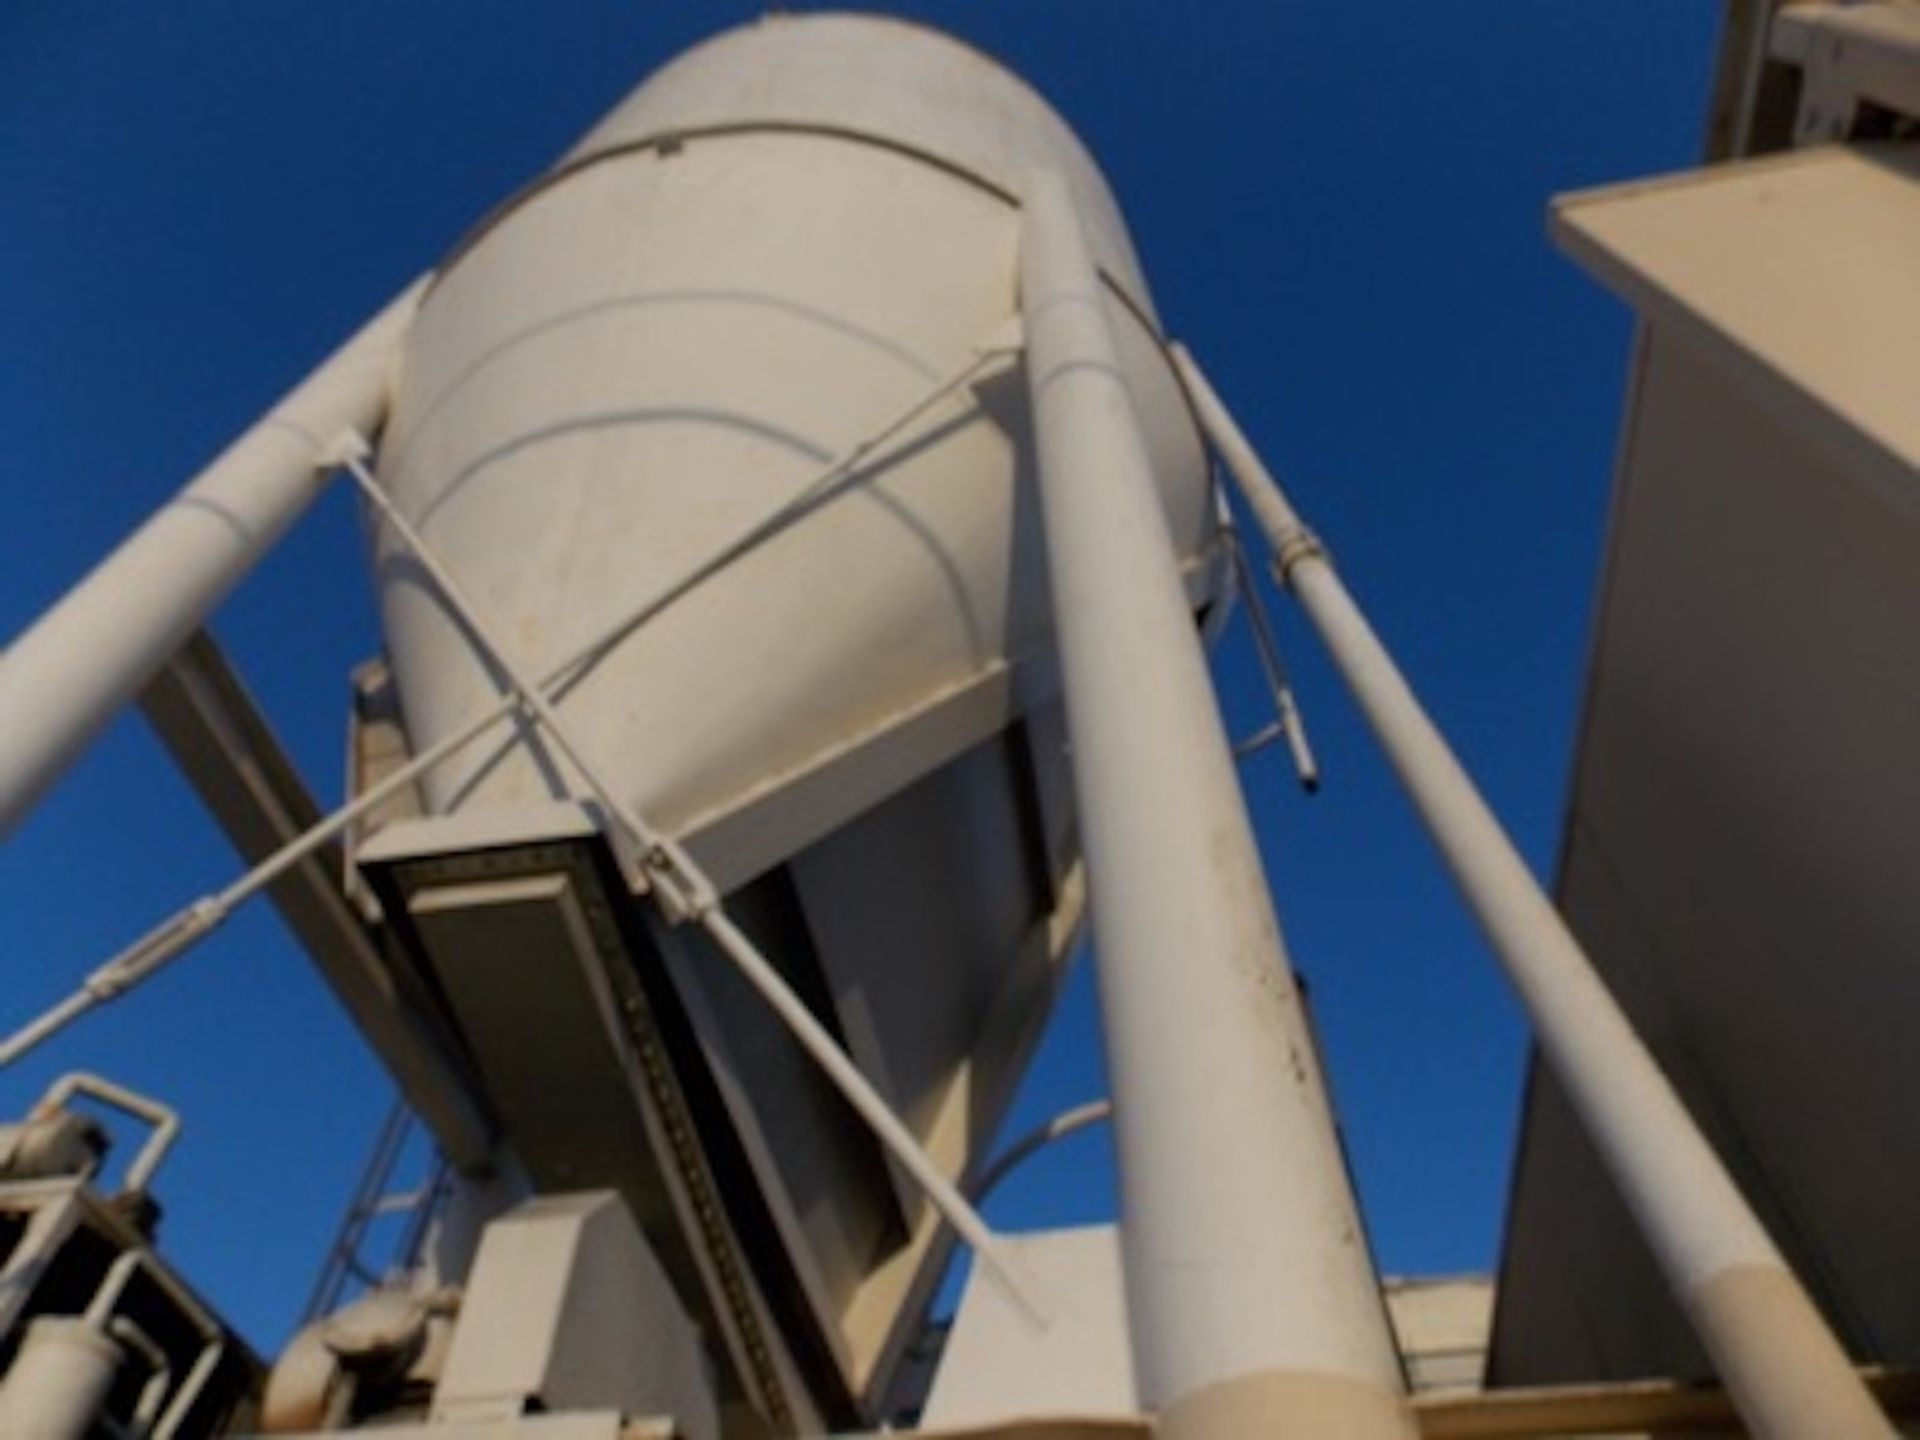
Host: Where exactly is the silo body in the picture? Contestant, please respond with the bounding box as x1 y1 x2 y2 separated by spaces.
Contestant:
347 17 1227 1424
374 16 1215 843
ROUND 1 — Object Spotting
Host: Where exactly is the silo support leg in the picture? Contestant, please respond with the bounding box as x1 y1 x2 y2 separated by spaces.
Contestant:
1018 167 1417 1440
1171 344 1895 1440
0 280 425 838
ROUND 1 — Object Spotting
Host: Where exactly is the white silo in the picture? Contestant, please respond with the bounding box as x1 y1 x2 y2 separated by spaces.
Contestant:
0 15 1414 1439
372 15 1212 843
352 18 1412 1435
0 11 1899 1440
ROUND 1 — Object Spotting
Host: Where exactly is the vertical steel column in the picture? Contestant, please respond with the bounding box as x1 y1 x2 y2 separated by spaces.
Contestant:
1174 346 1894 1440
1018 170 1416 1440
0 281 423 837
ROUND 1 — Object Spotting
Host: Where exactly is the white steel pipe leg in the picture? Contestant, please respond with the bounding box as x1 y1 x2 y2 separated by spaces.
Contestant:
1173 345 1894 1440
0 281 424 837
1018 170 1416 1440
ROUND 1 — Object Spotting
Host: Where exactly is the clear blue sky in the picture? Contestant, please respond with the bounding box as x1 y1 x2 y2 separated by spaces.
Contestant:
0 2 1719 1351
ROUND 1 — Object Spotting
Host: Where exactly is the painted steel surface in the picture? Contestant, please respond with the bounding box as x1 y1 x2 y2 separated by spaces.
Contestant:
559 15 1153 307
1496 146 1920 1405
374 16 1210 838
1020 173 1414 1439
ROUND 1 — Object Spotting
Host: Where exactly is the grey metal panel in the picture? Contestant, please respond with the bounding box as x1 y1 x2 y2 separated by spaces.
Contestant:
1492 320 1920 1382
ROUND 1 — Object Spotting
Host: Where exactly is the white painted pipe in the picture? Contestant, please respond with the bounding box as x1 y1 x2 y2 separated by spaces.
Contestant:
1019 170 1415 1440
1173 344 1894 1440
0 282 424 838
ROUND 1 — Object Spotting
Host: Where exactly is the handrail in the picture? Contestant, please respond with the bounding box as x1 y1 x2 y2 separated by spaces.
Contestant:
41 1072 180 1196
